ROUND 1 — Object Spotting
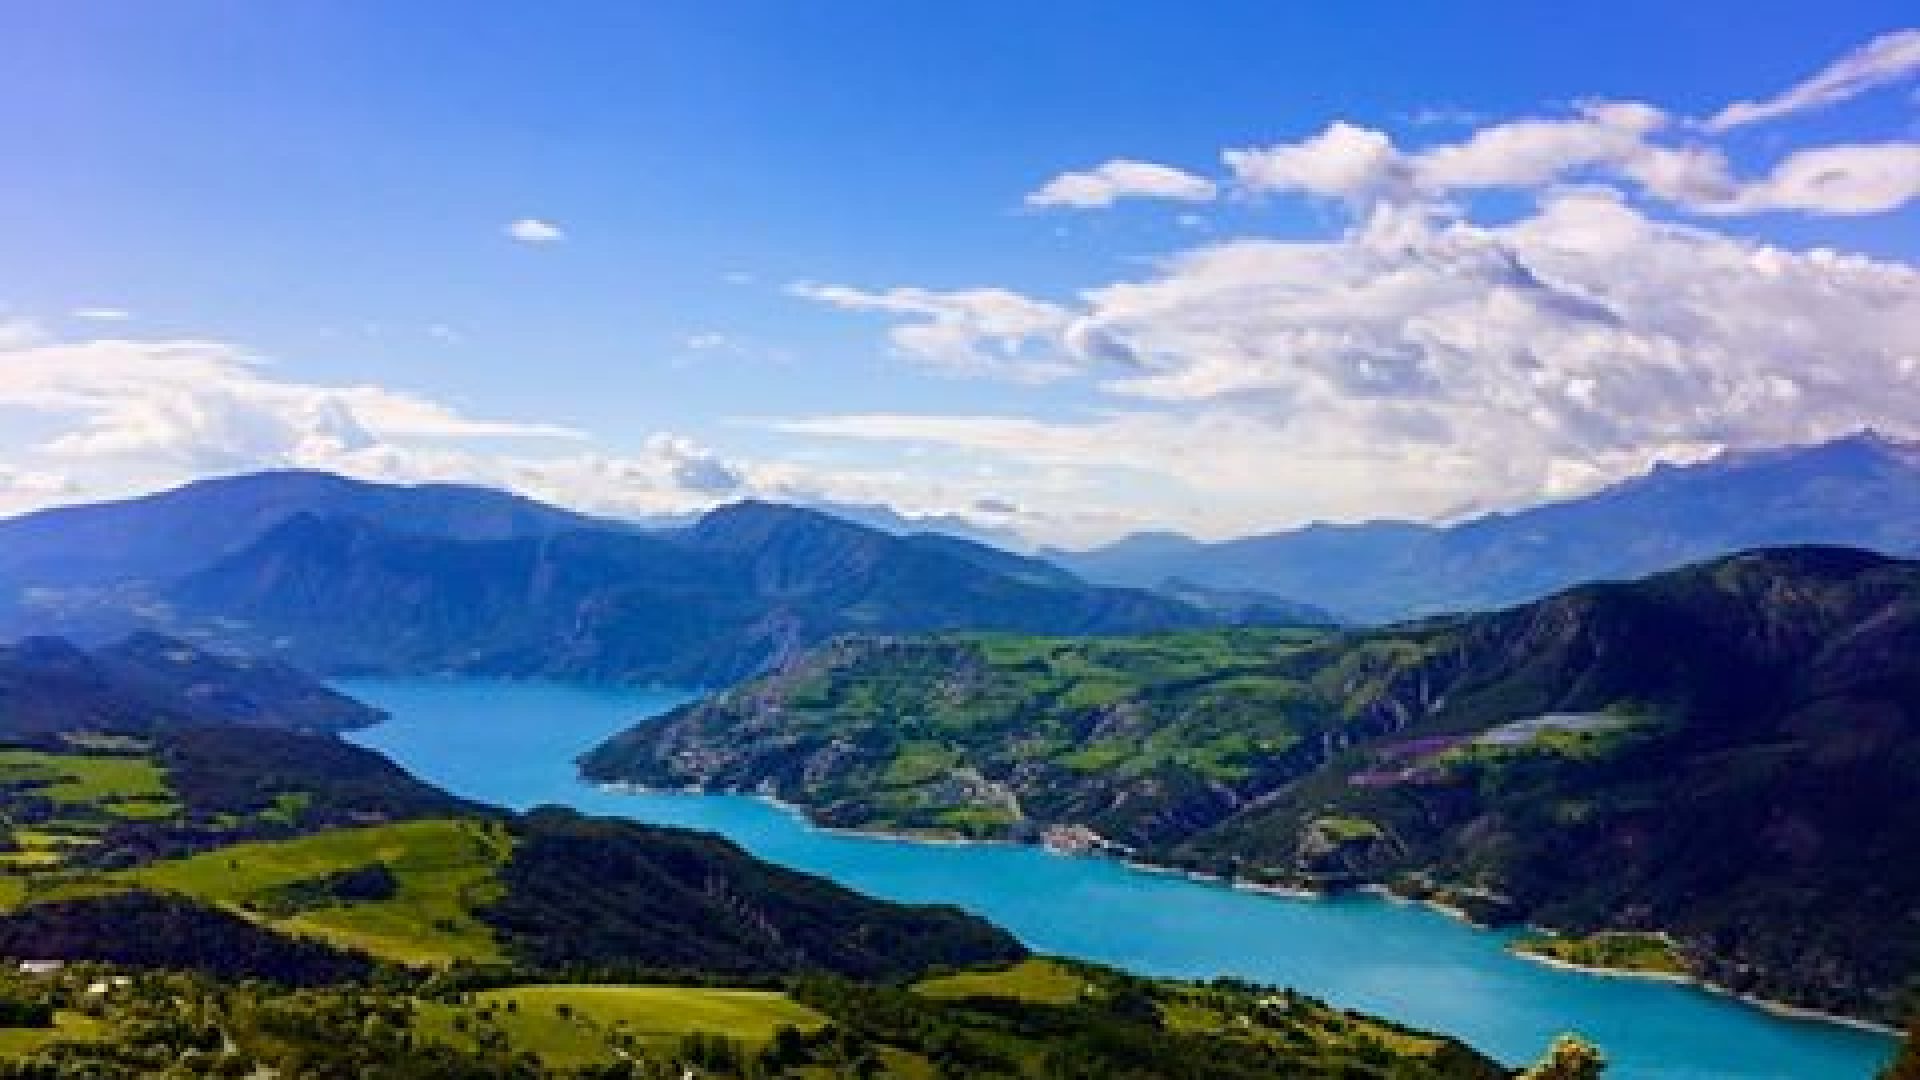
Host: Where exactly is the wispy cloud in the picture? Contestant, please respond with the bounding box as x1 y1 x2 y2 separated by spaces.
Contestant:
1027 160 1218 209
70 307 132 322
1709 28 1920 131
791 283 1076 379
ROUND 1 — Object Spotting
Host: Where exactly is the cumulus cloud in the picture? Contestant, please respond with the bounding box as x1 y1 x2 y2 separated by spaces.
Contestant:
1026 160 1218 208
0 329 579 475
1414 101 1666 191
0 322 1041 538
1085 31 1920 219
791 283 1076 378
787 189 1920 537
1217 104 1917 217
1225 122 1410 202
1709 28 1920 131
504 218 565 244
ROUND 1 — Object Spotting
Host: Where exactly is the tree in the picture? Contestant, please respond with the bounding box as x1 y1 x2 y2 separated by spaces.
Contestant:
1522 1035 1606 1079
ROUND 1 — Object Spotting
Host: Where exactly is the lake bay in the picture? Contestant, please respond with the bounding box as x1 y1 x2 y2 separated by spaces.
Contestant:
340 677 1898 1080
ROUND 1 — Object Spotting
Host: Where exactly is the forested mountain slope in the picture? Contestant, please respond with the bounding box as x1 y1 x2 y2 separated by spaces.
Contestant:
586 546 1920 1023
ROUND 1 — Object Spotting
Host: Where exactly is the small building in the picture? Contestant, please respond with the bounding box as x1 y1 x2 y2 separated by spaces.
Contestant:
17 960 63 976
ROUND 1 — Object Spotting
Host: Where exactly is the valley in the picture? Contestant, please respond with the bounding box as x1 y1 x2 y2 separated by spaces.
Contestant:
350 676 1900 1078
0 470 1913 1075
20 9 1920 1075
583 547 1920 1029
0 636 1518 1077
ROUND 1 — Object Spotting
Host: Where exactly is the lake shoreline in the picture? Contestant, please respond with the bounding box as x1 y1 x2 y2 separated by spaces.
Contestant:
598 779 1899 1038
1509 950 1900 1036
340 680 1900 1078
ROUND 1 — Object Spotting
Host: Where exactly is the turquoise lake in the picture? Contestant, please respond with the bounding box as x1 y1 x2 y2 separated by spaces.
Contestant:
338 677 1899 1079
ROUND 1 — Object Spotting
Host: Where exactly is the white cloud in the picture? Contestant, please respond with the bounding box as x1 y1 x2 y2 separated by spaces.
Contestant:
1219 104 1918 217
0 322 1045 537
1225 122 1410 202
504 218 565 244
1414 101 1666 190
1709 28 1920 131
1036 34 1920 222
1701 142 1920 215
70 308 132 322
1026 160 1218 209
790 190 1920 539
0 331 579 475
791 282 1076 378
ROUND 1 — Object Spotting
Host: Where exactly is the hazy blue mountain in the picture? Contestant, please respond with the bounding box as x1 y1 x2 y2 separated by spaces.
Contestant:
0 631 384 736
0 469 605 594
1055 431 1920 622
161 501 1225 684
796 497 1030 551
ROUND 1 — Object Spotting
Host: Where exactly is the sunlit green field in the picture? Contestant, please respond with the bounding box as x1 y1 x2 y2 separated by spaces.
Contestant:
415 985 827 1067
1511 930 1689 976
914 957 1089 1005
108 818 512 964
0 749 182 875
0 1011 108 1058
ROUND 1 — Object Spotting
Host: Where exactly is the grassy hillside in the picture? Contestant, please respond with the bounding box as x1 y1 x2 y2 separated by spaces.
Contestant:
0 958 1509 1078
582 628 1333 843
0 629 1518 1076
585 546 1920 1023
0 732 1022 987
412 985 828 1068
0 727 479 881
111 818 512 965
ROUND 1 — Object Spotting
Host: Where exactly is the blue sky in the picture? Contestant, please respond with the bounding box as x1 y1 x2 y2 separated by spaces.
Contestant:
2 3 1918 544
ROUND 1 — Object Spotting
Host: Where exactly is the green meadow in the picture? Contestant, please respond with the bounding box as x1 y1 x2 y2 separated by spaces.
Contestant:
415 985 827 1067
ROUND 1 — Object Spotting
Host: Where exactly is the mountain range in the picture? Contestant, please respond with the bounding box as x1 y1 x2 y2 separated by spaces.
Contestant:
1055 430 1920 622
5 431 1919 677
0 473 1277 684
583 545 1920 1024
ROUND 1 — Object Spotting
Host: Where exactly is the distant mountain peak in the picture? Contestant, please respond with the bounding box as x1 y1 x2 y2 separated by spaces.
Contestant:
686 498 874 548
1060 431 1920 622
1703 428 1920 471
